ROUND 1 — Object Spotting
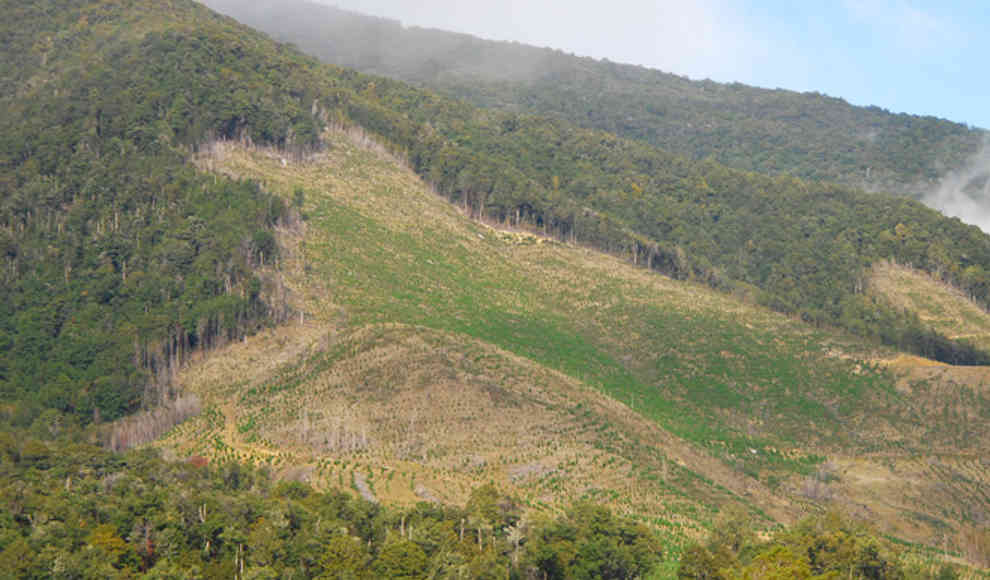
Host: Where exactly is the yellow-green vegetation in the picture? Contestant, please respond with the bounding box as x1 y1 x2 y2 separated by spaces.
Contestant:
197 0 990 372
172 137 777 550
871 260 990 353
161 132 990 565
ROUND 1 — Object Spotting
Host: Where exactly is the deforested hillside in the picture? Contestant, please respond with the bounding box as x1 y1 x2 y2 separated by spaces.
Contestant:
161 130 990 559
1 0 988 437
2 0 987 493
200 0 987 198
870 260 990 354
192 0 990 368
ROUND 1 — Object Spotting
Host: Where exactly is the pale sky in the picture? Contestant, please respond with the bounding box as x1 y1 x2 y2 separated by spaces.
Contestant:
322 0 990 129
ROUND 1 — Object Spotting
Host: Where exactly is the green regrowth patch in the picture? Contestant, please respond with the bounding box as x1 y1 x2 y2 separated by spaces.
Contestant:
208 138 911 477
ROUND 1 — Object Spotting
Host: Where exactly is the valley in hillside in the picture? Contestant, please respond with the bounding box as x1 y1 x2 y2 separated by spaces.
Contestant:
0 0 988 577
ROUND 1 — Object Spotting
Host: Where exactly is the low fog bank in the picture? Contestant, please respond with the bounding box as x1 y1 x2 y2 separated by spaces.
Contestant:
924 141 990 234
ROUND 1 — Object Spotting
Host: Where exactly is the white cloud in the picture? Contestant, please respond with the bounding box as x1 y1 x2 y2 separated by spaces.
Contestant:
924 143 990 234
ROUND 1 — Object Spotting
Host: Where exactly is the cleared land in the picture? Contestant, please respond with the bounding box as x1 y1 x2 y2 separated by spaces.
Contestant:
872 259 990 353
161 131 989 556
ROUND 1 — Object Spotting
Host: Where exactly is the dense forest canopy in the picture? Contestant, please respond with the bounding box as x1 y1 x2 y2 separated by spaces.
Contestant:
0 0 323 425
0 433 969 578
201 0 988 198
0 434 666 579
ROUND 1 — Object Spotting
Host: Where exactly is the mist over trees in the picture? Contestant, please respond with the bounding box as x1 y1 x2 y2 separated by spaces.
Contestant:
199 0 986 198
5 0 990 438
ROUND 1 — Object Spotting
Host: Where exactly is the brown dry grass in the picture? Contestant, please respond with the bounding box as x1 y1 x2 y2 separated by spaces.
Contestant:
167 318 798 532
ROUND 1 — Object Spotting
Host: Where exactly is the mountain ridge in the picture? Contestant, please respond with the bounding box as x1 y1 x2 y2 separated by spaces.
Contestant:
193 0 990 367
198 0 987 198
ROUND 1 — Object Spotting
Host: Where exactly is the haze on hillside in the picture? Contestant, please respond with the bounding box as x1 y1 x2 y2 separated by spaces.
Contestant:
197 0 990 233
312 0 988 130
4 1 990 573
317 0 990 234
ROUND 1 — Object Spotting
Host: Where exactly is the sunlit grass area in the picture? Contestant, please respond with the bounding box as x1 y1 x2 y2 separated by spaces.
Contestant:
165 131 990 551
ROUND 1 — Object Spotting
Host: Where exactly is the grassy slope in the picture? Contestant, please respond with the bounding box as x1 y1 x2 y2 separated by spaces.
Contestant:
2 0 983 569
161 132 989 553
849 261 990 547
872 260 990 353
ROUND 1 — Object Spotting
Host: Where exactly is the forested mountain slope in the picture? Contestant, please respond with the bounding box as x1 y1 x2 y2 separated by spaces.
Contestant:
5 0 990 430
0 0 318 425
0 0 988 575
200 0 987 198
